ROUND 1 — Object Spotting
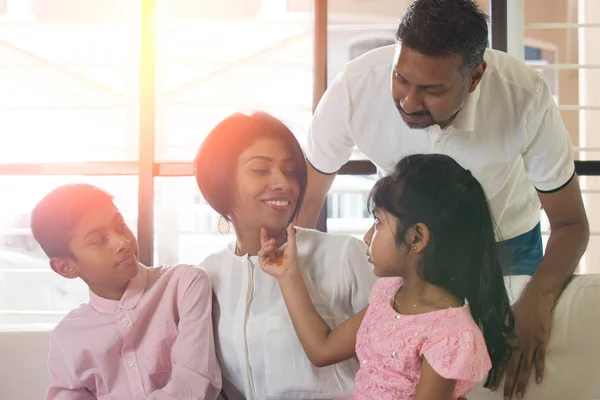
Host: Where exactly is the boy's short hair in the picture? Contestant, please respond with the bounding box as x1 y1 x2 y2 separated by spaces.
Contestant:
31 184 115 258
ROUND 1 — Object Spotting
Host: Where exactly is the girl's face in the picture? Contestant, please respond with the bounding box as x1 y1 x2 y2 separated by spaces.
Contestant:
364 208 430 278
363 208 409 277
231 138 301 235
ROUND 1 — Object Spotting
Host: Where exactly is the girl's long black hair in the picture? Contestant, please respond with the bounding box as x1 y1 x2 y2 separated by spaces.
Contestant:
369 154 515 386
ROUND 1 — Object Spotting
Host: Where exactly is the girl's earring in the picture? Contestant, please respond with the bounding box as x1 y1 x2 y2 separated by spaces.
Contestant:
412 245 418 251
218 215 230 234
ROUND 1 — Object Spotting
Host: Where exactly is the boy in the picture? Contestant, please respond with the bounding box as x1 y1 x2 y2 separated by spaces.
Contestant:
31 184 221 399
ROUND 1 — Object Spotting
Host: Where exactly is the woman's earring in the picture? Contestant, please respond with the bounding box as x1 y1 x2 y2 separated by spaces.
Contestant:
412 246 418 251
218 215 230 234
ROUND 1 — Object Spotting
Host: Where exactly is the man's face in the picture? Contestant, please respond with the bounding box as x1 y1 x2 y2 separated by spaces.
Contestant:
391 45 484 129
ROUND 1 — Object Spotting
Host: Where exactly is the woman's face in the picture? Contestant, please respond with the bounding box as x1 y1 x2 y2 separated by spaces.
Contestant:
232 138 301 234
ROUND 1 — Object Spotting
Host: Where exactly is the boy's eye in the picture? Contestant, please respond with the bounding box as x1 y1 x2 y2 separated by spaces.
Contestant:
91 237 105 245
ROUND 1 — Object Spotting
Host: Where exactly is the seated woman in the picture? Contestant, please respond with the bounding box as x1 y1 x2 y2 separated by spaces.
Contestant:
194 111 377 400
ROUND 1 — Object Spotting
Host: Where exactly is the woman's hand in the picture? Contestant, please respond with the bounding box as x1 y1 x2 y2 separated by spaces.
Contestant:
258 224 299 281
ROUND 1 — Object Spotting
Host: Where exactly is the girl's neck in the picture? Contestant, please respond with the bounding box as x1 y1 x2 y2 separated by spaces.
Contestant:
396 272 462 311
234 226 287 256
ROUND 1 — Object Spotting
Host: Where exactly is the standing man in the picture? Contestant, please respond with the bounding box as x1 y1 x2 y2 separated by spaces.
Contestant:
297 0 589 398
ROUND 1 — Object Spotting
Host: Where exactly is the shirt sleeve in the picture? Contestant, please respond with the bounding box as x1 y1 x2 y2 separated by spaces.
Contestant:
420 325 491 384
145 266 222 400
45 332 96 400
305 69 356 174
342 236 377 313
522 73 576 192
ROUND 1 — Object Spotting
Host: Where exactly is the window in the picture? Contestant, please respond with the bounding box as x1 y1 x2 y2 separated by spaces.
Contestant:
154 0 314 162
524 42 559 101
1 0 599 327
0 0 141 326
152 0 314 265
0 1 140 163
324 1 409 233
348 36 395 60
520 0 599 272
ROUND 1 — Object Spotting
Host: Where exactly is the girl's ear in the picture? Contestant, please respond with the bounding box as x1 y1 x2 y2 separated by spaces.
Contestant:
407 222 431 253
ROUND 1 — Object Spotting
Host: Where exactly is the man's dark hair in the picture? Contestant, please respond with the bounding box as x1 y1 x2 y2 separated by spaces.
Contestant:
396 0 489 74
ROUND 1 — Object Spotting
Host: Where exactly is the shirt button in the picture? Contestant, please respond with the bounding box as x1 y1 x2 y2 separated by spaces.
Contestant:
121 318 130 326
434 141 440 148
127 359 135 367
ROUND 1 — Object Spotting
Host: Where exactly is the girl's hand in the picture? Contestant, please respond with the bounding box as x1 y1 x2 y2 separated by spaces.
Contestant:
258 224 299 280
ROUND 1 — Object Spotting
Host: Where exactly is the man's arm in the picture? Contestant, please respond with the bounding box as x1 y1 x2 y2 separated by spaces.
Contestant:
534 176 588 303
503 177 588 399
298 67 356 228
502 72 590 399
146 267 221 400
295 161 337 228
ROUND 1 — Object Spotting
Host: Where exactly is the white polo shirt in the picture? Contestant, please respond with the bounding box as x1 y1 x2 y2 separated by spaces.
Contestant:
306 44 575 241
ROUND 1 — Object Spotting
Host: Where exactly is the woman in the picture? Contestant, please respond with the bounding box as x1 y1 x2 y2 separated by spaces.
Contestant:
194 111 376 400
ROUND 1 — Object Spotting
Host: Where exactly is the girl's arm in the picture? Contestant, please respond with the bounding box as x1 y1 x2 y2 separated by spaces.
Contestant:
259 224 367 367
414 358 457 400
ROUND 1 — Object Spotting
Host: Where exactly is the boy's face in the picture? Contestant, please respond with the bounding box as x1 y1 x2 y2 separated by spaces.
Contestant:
50 202 140 299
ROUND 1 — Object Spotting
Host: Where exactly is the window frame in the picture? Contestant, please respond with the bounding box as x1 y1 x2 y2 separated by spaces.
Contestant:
1 0 599 270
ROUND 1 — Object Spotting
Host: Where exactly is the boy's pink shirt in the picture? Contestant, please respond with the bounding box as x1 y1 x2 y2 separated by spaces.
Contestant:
46 264 221 400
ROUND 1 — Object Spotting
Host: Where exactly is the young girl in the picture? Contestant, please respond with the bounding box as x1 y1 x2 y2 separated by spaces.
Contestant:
258 154 515 400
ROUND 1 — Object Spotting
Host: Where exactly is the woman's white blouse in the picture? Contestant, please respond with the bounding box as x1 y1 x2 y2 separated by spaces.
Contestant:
200 228 377 400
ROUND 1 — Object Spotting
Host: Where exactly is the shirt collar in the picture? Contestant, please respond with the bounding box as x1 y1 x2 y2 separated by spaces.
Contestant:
449 84 481 132
88 264 148 314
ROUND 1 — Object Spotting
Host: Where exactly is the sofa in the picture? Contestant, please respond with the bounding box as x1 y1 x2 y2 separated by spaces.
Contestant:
1 275 599 400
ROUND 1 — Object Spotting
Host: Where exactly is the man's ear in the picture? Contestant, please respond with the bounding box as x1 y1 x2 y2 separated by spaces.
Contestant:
467 62 487 93
49 257 79 279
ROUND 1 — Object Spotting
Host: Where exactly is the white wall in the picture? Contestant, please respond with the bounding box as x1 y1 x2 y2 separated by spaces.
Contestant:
0 328 50 400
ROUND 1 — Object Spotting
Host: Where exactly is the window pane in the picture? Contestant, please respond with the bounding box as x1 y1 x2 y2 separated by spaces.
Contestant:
155 0 314 161
326 1 409 161
0 1 140 163
0 175 138 325
155 177 235 265
326 174 377 239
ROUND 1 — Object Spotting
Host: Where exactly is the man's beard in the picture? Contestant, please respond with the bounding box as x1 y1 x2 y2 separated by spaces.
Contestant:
432 83 469 128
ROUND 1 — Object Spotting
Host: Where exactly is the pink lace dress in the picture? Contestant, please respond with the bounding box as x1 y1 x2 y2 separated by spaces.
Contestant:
352 277 491 400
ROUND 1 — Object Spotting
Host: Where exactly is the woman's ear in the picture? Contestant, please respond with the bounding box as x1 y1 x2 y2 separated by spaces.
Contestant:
407 222 431 253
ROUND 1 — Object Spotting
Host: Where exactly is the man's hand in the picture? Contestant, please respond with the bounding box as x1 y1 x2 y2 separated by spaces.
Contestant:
500 286 554 399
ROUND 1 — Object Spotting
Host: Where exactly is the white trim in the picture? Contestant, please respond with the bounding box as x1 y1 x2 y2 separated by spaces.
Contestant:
0 162 139 175
526 22 600 29
507 0 525 61
558 105 600 111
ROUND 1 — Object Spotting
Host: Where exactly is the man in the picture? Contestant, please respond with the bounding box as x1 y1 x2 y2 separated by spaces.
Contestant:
297 0 589 398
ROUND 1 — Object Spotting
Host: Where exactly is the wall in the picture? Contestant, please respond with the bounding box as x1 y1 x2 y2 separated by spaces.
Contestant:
0 329 51 400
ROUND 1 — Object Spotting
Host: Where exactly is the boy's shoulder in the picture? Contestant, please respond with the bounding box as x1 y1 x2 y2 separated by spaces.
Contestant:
51 303 94 344
147 263 209 283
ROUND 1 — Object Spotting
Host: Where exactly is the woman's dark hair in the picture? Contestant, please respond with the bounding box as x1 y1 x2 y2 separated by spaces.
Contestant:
194 111 307 223
369 154 514 386
396 0 489 75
